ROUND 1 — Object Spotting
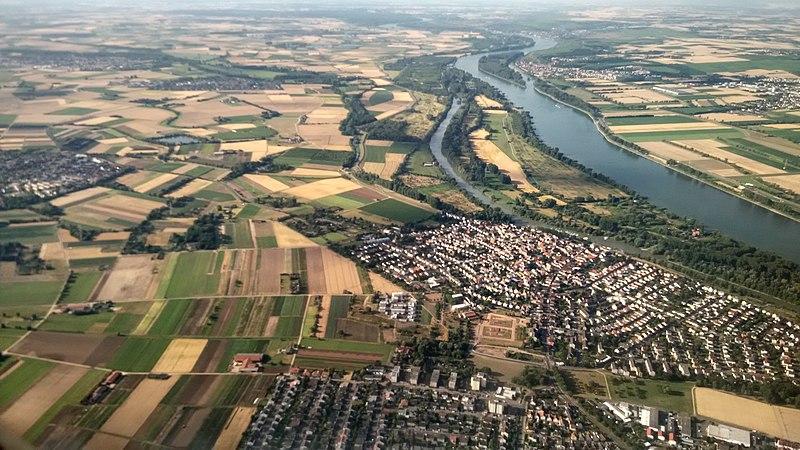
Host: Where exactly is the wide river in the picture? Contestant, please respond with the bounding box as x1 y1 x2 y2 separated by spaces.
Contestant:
433 37 800 262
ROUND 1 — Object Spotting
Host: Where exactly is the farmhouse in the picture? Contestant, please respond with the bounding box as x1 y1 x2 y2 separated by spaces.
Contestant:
231 353 265 373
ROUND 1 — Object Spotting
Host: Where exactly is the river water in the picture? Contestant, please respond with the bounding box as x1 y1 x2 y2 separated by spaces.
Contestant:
438 38 800 263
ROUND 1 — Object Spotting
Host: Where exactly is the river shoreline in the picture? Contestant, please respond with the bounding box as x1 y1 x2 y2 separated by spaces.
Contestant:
527 79 800 226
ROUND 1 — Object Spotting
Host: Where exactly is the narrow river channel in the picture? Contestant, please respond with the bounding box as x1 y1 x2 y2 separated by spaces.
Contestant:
428 37 800 263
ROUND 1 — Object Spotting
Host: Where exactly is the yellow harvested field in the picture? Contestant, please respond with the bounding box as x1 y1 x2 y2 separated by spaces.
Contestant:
380 153 406 180
133 301 165 335
290 168 341 178
0 364 88 436
537 195 567 206
133 172 178 193
321 248 362 294
475 95 503 109
50 186 110 208
471 138 538 193
700 112 766 122
66 246 116 260
764 174 800 194
639 142 705 161
674 140 784 175
171 162 200 175
694 387 800 442
365 139 393 147
392 91 414 102
85 433 130 450
151 338 207 373
369 272 404 294
273 221 318 248
363 162 386 178
764 123 800 130
282 177 360 200
306 106 348 124
75 116 118 126
101 377 179 438
243 174 289 193
97 137 128 145
249 145 295 161
214 407 256 450
220 140 268 153
39 242 66 261
470 129 490 139
593 87 674 104
166 178 212 198
609 122 726 133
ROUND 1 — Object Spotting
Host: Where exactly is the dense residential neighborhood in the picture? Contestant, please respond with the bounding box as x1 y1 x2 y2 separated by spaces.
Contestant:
354 216 800 384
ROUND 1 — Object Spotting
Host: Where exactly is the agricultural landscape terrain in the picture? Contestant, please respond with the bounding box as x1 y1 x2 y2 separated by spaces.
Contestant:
0 1 799 449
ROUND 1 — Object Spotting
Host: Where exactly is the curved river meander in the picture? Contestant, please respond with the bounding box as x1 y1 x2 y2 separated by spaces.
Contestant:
428 37 800 262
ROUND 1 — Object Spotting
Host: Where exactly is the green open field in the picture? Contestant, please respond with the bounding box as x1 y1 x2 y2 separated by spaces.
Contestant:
618 127 742 143
0 223 58 244
177 143 218 156
236 203 262 219
483 112 514 158
300 338 394 361
0 359 54 411
685 54 800 76
108 337 171 372
368 90 394 106
0 328 25 350
194 188 236 202
608 375 694 414
0 280 64 308
314 194 368 211
161 251 223 298
47 107 99 116
274 148 352 168
360 199 433 223
405 146 444 178
39 311 114 333
257 236 278 248
225 221 253 249
60 271 102 303
0 209 45 222
211 125 277 141
273 295 306 338
0 114 16 127
147 299 192 335
104 312 143 335
324 295 351 339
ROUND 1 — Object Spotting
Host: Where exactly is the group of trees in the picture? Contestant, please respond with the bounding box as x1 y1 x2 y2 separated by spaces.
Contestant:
339 93 375 136
169 213 230 250
478 52 526 87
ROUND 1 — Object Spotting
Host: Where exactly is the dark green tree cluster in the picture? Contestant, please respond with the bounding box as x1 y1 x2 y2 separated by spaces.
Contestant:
478 52 526 87
339 93 375 135
170 213 230 250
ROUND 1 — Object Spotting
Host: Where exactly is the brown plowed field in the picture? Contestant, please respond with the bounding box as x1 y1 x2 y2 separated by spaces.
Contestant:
10 332 123 367
191 339 228 373
255 248 283 294
305 247 327 294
